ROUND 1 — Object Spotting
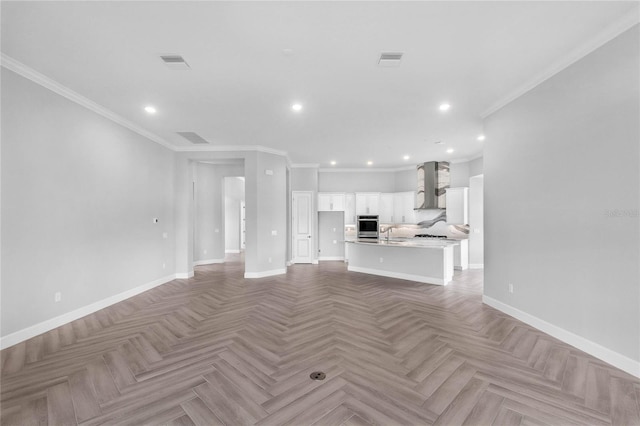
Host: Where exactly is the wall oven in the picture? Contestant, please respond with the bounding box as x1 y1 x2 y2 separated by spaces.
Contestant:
357 215 379 239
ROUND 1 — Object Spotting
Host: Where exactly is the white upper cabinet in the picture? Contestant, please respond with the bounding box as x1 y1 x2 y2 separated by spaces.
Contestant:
379 193 394 223
318 193 346 212
445 187 468 224
393 191 416 224
355 192 380 216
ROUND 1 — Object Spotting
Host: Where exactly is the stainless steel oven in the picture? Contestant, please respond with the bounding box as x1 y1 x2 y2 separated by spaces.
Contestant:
357 215 379 239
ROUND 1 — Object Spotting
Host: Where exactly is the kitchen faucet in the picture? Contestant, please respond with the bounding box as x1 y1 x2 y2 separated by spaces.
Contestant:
383 226 393 242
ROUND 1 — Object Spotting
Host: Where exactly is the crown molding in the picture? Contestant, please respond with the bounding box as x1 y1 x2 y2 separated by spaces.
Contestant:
319 165 415 173
174 144 289 158
1 53 175 150
290 163 320 168
481 10 640 119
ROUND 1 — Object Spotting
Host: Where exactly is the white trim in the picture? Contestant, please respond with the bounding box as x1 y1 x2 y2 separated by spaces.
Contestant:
312 259 319 265
193 258 224 266
469 263 484 269
348 265 446 286
175 271 194 279
175 144 288 158
225 249 241 254
0 54 174 150
244 268 287 279
483 296 640 379
481 11 639 118
286 261 293 266
290 163 320 168
319 166 415 173
0 274 177 350
318 256 345 261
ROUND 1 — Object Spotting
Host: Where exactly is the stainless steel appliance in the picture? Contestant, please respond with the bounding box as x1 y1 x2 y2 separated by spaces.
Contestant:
357 215 379 239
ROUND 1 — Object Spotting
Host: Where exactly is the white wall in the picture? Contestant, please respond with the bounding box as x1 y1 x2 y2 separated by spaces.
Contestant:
252 152 288 273
194 163 219 263
1 69 175 339
468 175 484 267
449 162 470 188
484 25 639 373
318 212 345 259
225 177 245 253
319 171 396 192
469 157 484 177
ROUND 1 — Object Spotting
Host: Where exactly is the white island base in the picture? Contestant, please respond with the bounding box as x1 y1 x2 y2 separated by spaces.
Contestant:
346 240 454 285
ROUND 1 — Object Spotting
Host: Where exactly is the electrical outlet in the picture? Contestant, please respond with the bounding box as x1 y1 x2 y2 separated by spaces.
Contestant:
54 292 61 302
271 230 277 236
268 257 272 263
333 228 336 232
204 249 207 255
162 262 166 269
379 257 384 263
508 283 514 293
332 240 337 244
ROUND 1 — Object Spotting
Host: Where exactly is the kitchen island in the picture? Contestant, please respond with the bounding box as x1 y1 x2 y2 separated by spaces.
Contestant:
345 239 456 285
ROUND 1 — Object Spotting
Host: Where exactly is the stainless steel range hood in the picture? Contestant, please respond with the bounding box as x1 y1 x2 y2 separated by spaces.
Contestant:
415 161 450 209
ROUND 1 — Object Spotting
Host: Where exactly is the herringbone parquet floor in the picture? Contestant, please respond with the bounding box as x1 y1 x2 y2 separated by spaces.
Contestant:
2 256 639 425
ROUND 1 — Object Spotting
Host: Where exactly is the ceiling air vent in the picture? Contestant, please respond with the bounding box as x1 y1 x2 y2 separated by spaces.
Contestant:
160 55 190 70
177 132 210 144
378 52 403 67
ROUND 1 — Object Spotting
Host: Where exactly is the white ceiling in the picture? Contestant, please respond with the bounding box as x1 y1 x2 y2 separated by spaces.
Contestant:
2 1 638 168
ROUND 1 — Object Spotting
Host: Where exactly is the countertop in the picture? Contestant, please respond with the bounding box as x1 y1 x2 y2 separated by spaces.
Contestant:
346 238 459 249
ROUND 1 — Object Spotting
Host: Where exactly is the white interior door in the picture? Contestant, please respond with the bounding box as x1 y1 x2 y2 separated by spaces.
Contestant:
292 191 314 264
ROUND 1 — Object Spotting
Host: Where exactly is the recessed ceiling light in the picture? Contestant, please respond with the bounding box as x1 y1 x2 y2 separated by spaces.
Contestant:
330 161 337 166
439 103 451 112
291 103 303 112
144 106 157 114
367 161 373 166
403 155 410 160
446 148 454 154
477 134 486 141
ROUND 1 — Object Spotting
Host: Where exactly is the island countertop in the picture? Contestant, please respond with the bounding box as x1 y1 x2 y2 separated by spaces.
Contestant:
346 238 460 249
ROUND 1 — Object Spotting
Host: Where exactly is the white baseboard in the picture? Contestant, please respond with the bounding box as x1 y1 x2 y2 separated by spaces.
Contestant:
225 249 241 254
312 259 319 265
193 258 224 266
318 256 345 261
244 268 287 279
483 295 640 379
469 263 484 269
348 266 446 286
0 274 178 350
454 265 469 271
175 271 194 279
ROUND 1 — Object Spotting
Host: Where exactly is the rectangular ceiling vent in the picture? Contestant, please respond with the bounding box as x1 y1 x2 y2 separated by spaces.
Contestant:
160 55 190 70
177 132 210 144
378 52 403 67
